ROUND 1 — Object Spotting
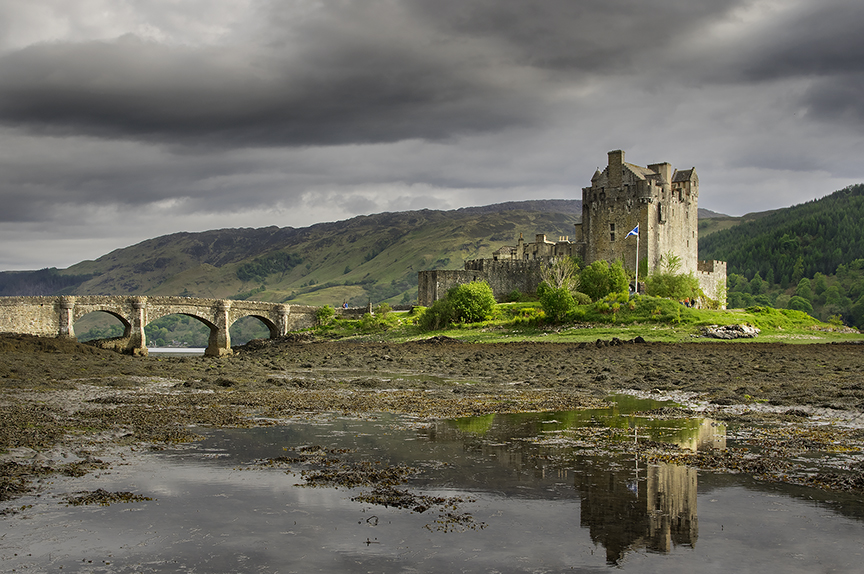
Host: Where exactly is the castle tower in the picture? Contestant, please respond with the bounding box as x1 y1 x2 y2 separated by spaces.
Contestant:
581 150 699 276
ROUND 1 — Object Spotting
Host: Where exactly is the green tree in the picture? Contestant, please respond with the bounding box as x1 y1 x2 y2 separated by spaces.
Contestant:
750 272 766 295
580 260 629 301
795 277 813 301
418 281 497 330
813 272 828 295
540 257 580 292
537 281 576 323
787 295 814 314
850 294 864 329
644 252 701 301
791 257 805 284
418 298 454 331
315 305 335 326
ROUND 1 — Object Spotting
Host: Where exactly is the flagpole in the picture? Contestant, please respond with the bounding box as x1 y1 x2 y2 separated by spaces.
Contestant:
634 231 639 294
626 224 640 294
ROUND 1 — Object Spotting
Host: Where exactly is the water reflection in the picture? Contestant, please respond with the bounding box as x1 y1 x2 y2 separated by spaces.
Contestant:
5 397 863 574
576 461 697 563
423 395 722 563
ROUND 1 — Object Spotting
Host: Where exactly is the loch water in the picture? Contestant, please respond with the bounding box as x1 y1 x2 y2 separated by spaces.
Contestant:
3 396 863 573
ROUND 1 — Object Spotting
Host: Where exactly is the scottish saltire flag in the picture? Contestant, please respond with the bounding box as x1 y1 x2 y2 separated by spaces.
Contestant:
626 224 639 238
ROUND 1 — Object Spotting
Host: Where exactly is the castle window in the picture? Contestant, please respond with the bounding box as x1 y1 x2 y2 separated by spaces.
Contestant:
610 223 615 242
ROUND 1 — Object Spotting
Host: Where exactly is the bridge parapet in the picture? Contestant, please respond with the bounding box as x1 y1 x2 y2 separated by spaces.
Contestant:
0 296 318 357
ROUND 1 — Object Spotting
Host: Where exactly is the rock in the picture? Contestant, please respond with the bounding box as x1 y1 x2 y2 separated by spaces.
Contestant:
702 324 760 339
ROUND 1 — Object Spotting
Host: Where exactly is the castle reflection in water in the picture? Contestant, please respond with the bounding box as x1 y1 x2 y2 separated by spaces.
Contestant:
426 404 726 565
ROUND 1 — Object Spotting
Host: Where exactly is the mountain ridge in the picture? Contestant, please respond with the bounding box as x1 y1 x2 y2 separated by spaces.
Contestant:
0 196 797 306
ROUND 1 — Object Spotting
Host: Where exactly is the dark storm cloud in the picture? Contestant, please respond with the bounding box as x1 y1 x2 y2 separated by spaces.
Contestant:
733 1 864 80
2 0 861 150
0 20 538 146
0 0 751 148
803 75 864 127
406 0 741 71
2 0 864 270
680 0 864 129
752 1 864 129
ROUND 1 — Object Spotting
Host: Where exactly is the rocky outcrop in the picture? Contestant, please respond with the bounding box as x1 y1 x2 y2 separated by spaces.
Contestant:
701 324 760 339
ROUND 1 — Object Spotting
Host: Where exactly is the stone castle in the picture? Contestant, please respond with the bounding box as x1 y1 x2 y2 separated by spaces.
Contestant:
418 150 726 306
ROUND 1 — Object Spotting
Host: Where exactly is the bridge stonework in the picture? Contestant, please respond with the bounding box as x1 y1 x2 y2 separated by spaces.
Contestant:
0 296 318 357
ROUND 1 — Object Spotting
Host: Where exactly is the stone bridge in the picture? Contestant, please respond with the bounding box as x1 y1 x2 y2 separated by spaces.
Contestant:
0 296 319 356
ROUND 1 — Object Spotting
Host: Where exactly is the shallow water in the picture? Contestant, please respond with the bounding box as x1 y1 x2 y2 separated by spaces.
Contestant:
147 347 206 356
3 397 863 573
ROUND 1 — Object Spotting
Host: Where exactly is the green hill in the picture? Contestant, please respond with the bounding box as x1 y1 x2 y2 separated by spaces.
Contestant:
1 200 583 306
697 208 778 238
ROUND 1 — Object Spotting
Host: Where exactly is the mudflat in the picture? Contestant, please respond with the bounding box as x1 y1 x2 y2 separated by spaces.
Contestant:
2 333 863 503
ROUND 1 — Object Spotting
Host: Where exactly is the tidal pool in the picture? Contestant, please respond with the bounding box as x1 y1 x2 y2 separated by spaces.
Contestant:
2 396 863 573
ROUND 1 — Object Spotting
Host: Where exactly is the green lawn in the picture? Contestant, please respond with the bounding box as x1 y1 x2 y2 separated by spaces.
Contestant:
311 297 864 344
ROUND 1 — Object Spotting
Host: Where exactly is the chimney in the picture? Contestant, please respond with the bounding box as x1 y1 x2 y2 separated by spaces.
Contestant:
608 150 624 189
649 162 671 184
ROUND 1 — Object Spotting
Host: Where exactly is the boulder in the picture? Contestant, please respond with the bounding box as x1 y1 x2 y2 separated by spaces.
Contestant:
702 324 760 339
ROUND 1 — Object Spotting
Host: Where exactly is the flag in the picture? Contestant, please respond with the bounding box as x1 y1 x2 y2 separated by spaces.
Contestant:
626 224 639 238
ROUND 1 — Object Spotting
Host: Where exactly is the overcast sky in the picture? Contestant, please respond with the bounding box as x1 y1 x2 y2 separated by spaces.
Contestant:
1 0 862 270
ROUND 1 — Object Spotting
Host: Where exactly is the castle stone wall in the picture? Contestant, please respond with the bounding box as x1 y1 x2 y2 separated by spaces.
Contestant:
697 260 728 308
418 270 480 306
467 259 548 300
418 259 550 306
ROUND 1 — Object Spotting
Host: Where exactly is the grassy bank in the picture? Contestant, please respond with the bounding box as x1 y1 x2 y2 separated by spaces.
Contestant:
310 296 864 344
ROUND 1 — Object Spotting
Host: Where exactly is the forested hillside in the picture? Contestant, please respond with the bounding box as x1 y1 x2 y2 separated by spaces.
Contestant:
699 184 864 327
700 184 864 286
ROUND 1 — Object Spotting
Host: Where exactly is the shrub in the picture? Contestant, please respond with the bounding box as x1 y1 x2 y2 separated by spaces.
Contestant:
644 270 701 301
538 282 576 323
644 252 701 302
418 298 455 330
315 305 335 326
359 304 399 332
418 281 496 330
506 290 527 302
447 281 496 323
573 292 593 305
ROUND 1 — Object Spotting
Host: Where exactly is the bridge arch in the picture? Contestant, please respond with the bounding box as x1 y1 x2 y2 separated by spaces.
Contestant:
74 309 132 341
228 313 280 340
0 296 319 357
143 312 216 351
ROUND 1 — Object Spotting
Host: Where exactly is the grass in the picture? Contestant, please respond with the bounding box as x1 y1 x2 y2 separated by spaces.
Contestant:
304 296 864 344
